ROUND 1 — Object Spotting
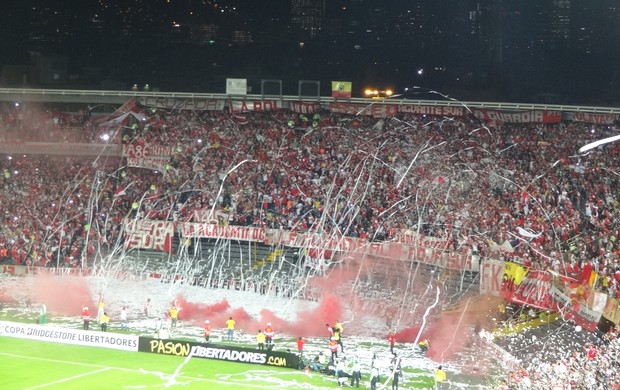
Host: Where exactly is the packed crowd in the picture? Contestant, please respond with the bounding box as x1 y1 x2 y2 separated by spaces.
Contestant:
3 100 620 388
1 102 620 278
501 325 620 389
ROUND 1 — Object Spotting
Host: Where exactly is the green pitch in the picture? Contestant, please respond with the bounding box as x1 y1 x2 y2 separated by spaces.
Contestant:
0 338 336 389
0 306 442 389
0 337 443 389
0 308 471 389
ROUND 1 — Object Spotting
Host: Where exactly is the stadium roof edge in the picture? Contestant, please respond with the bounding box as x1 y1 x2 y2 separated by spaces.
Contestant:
0 88 619 114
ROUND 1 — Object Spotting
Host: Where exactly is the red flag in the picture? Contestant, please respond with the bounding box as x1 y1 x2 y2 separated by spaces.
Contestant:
114 182 133 198
231 114 249 125
114 186 126 197
433 176 448 185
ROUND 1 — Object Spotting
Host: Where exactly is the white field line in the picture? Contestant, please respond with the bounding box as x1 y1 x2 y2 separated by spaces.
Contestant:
23 367 111 390
0 352 214 386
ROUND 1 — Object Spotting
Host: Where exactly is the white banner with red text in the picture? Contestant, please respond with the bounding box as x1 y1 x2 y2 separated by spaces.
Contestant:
124 220 174 253
328 102 465 118
479 259 505 296
122 143 173 171
122 221 477 272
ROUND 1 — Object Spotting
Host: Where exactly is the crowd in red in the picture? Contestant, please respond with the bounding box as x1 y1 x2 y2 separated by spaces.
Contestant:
2 101 620 387
1 102 620 285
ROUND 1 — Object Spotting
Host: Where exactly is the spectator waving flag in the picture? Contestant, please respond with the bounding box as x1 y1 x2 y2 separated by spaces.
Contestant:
114 186 127 198
114 182 133 198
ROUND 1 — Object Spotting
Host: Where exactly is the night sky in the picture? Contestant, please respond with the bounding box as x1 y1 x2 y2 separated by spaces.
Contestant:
1 0 619 104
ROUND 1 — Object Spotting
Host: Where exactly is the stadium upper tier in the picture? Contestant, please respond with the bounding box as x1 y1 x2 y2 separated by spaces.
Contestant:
0 93 619 300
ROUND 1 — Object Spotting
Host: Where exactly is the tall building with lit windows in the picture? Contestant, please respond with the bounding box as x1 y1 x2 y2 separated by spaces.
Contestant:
550 0 571 42
291 0 326 37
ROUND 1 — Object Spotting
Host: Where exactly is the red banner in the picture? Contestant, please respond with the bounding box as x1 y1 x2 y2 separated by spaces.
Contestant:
473 109 562 123
124 220 174 253
510 270 554 310
229 100 281 113
543 271 604 331
398 105 465 117
112 98 137 117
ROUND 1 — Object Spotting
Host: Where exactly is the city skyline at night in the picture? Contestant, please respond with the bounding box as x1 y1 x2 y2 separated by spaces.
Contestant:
1 0 619 104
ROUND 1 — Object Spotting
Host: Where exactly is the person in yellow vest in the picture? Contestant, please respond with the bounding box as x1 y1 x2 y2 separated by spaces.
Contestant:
434 365 447 389
334 320 345 352
498 303 507 321
97 298 105 323
332 326 344 353
100 312 110 332
602 274 610 293
256 329 266 350
418 339 430 353
169 306 178 330
335 321 344 335
226 316 236 341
